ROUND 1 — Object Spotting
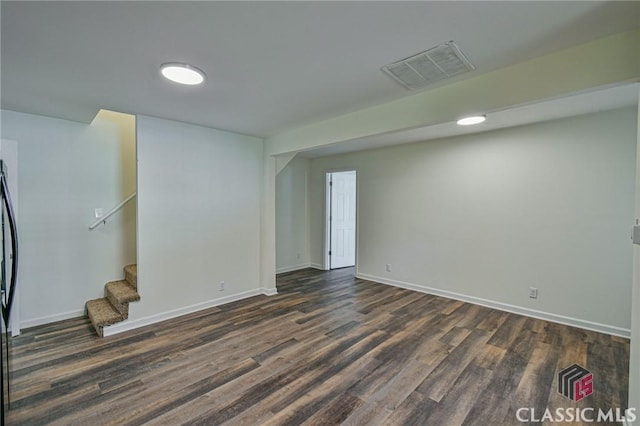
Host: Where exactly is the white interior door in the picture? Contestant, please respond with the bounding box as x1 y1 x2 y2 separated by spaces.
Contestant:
329 171 356 269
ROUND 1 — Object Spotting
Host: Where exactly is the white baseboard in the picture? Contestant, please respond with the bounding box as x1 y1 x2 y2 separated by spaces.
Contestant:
103 289 263 337
261 288 278 296
356 273 631 338
276 263 311 274
310 263 326 270
21 309 85 330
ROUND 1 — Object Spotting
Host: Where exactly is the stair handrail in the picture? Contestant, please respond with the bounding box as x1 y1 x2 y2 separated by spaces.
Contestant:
89 192 136 230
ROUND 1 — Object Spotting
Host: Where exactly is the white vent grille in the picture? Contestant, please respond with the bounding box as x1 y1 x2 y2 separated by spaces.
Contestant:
381 41 475 90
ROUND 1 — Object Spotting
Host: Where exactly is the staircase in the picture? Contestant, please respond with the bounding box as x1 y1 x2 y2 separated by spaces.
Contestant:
86 264 139 337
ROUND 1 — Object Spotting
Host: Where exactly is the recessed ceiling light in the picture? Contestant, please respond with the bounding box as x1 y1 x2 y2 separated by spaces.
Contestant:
160 63 205 85
456 115 486 126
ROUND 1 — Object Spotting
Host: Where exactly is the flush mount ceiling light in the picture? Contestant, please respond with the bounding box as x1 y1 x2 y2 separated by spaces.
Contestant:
160 63 205 85
457 115 486 126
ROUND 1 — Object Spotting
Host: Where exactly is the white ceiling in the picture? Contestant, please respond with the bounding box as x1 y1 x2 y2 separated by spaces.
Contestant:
1 1 639 139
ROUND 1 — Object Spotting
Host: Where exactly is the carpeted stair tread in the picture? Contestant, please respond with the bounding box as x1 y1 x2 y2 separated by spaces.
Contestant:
106 280 140 304
85 264 139 337
86 298 124 328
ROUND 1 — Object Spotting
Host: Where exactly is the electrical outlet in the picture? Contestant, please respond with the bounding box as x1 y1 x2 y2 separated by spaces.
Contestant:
385 264 391 272
94 208 104 219
529 287 538 299
219 281 225 291
297 253 301 260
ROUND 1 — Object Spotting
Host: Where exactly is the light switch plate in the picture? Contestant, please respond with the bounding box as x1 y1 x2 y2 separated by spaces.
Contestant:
633 225 640 245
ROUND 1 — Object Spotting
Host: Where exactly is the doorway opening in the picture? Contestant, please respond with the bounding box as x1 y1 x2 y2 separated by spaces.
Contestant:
325 170 357 270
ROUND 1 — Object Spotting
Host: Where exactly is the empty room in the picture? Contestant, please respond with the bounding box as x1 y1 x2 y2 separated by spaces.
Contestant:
1 1 640 425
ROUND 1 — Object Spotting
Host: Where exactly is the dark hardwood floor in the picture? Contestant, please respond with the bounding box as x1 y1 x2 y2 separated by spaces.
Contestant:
7 268 630 425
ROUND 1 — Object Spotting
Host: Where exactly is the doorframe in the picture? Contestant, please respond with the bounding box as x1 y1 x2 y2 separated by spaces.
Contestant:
324 169 358 271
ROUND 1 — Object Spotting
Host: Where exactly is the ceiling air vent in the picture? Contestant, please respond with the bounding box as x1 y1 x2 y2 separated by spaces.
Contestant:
381 41 475 90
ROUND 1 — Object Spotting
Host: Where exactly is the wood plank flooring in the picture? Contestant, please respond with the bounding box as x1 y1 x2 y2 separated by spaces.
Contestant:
7 268 630 425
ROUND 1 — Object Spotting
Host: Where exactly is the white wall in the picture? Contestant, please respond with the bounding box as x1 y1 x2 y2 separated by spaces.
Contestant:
309 108 636 334
129 115 262 326
0 109 137 327
276 156 310 273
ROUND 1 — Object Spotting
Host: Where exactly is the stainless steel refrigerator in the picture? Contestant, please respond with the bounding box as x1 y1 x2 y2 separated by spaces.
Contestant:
0 160 18 426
